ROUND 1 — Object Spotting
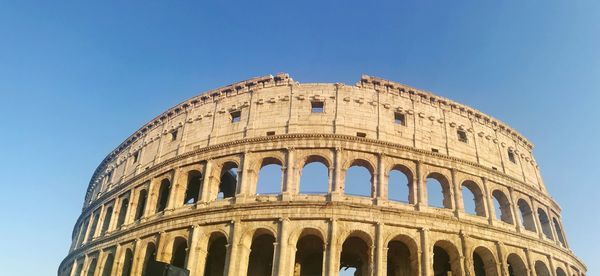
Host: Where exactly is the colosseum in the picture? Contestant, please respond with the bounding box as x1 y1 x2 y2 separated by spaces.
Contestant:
59 73 586 276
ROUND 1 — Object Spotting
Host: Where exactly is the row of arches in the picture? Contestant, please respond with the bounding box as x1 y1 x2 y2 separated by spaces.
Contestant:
74 153 568 252
68 226 578 276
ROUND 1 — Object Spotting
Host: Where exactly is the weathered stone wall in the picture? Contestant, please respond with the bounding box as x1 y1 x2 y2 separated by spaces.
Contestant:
59 74 585 276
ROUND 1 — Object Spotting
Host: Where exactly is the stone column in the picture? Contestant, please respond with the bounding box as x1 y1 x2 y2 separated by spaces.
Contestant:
110 245 123 276
419 228 431 276
375 223 385 276
451 169 463 217
460 231 472 276
225 220 241 276
156 231 169 263
238 152 251 196
325 218 339 276
92 205 106 240
416 161 427 211
274 218 291 275
332 147 343 198
548 255 558 276
524 248 535 276
282 148 295 200
529 196 544 239
194 232 210 276
200 159 214 203
495 241 508 276
144 178 160 217
506 187 520 232
186 225 201 274
482 177 496 225
166 169 181 212
130 239 143 276
376 153 386 203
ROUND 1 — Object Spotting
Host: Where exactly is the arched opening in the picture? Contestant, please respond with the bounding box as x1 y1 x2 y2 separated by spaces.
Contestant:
535 261 551 276
537 209 554 240
299 157 329 194
204 233 227 276
427 173 452 209
344 160 373 197
86 257 97 276
553 218 566 247
556 267 567 276
141 243 156 276
247 233 276 276
492 190 513 224
76 218 89 246
170 237 188 269
517 199 536 232
387 239 415 276
156 179 171 213
74 259 84 276
256 158 283 195
101 253 114 276
121 249 134 276
184 170 203 204
339 233 371 276
472 247 498 276
433 241 461 276
294 233 324 275
506 254 527 276
100 206 113 235
461 181 486 216
218 162 238 199
388 165 413 203
87 211 100 242
116 198 129 228
134 189 147 221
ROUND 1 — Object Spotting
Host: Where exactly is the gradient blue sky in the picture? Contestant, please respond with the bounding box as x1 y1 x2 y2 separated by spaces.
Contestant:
1 1 599 275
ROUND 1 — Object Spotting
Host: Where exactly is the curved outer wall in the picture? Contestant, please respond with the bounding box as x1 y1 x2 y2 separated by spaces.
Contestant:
59 73 586 276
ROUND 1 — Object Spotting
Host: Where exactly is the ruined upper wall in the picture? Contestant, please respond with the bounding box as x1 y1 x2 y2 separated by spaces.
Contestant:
84 73 543 205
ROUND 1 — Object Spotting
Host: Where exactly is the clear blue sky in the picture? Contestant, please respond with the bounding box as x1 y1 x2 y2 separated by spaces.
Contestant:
1 1 598 275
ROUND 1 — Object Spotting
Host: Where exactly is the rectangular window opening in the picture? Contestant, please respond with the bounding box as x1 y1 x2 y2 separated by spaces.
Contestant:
266 131 275 136
170 130 178 141
508 150 516 163
311 101 324 113
457 129 468 143
356 132 367 138
394 112 406 125
431 148 439 153
231 111 241 123
133 151 139 163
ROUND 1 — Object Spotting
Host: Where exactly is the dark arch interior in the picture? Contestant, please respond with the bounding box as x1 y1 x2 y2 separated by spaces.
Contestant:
433 246 451 276
219 163 238 199
535 261 551 276
473 252 485 276
156 179 171 213
184 170 203 204
171 237 188 268
294 234 324 276
247 233 275 276
387 240 412 276
121 249 134 276
101 253 114 276
340 236 370 276
86 257 97 276
142 243 156 276
204 234 227 276
134 189 148 221
116 197 129 227
507 254 527 276
537 209 554 240
100 206 113 235
517 199 536 232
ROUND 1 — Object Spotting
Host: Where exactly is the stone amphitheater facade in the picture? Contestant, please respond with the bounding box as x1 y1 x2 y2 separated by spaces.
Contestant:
59 73 586 276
